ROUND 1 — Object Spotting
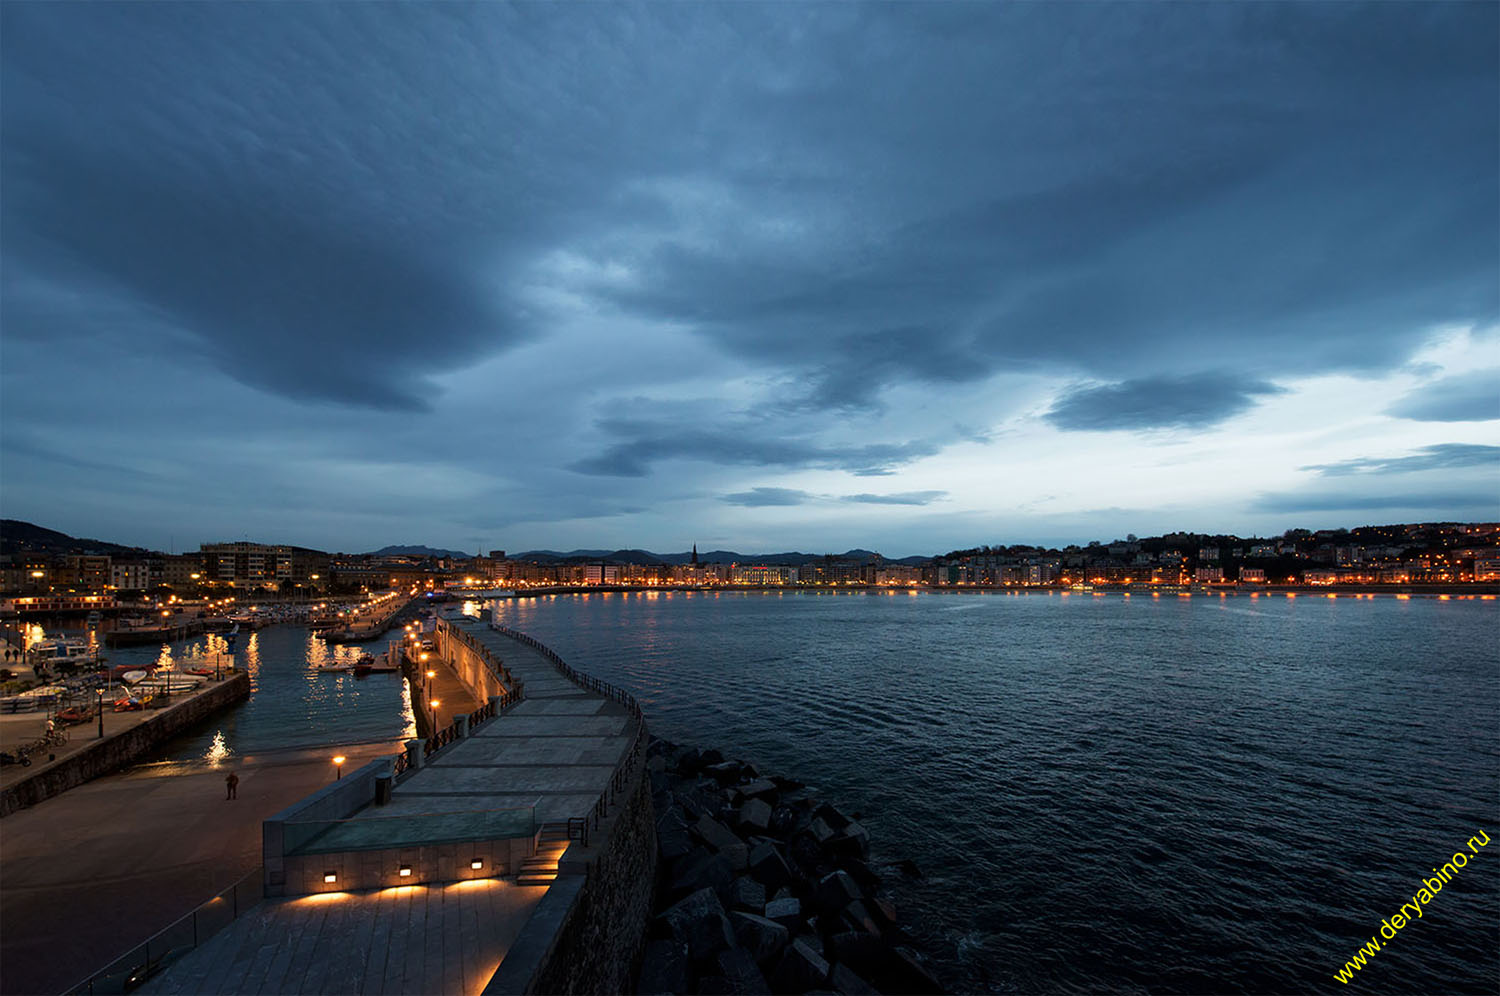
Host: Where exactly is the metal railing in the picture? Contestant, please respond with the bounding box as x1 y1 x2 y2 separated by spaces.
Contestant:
66 868 263 994
489 624 649 849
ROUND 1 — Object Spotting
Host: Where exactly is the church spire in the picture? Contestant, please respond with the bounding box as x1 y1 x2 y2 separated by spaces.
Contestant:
691 543 698 566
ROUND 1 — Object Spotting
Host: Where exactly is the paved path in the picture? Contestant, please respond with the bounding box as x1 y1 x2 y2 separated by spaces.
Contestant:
0 740 400 996
379 625 634 825
137 879 546 996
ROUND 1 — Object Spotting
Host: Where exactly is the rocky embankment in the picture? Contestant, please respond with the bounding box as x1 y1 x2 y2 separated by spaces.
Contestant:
637 737 944 995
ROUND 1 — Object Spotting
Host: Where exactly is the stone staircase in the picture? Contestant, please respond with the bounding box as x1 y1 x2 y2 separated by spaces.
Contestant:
516 823 571 886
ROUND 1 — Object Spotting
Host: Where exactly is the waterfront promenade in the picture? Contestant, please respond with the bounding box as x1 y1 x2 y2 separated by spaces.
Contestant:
0 739 400 996
138 622 644 995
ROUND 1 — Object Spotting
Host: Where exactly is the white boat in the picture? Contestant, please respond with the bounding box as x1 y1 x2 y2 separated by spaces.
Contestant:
120 670 149 684
28 638 99 668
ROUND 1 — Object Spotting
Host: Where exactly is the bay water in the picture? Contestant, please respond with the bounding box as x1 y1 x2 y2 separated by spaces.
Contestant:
489 590 1498 994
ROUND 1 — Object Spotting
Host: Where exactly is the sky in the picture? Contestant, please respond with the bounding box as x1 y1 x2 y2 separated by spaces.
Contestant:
1 2 1496 558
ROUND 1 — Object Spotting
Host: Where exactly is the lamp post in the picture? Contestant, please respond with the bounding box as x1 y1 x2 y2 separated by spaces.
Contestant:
429 698 440 735
97 687 104 739
333 755 346 780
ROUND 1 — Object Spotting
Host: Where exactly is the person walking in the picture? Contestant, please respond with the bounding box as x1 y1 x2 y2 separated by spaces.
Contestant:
225 771 239 800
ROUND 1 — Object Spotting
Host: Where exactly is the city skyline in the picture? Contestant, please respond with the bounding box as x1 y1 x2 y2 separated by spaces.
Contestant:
2 4 1497 556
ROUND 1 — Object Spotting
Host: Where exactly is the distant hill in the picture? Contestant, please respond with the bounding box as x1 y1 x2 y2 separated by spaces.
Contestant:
365 545 473 559
0 519 151 557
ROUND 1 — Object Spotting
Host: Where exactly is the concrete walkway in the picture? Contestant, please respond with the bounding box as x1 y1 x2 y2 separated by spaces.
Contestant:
137 878 547 996
0 739 401 996
375 626 634 825
138 625 639 996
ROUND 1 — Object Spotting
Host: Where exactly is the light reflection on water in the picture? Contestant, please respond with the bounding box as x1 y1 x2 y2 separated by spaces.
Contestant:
33 625 415 760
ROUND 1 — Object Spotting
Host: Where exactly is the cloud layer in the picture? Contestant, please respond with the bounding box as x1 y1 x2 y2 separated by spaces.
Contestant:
1 3 1496 552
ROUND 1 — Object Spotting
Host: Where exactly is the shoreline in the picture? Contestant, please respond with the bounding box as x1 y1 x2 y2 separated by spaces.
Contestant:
496 583 1500 598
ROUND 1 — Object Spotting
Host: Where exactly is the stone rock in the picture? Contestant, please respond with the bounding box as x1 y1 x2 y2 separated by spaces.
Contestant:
670 847 734 904
647 755 668 773
787 835 825 879
738 798 773 834
829 963 879 996
808 817 838 847
729 875 766 913
771 938 830 994
829 931 885 977
813 803 851 831
833 856 880 897
763 896 802 929
767 806 799 840
695 976 733 995
660 887 737 963
739 778 778 800
637 939 689 995
677 747 703 776
659 823 695 863
700 748 725 766
650 770 673 796
829 821 870 859
717 946 771 995
730 912 789 966
872 897 897 927
771 775 805 792
705 760 743 785
839 900 881 937
748 841 793 892
695 814 749 870
886 947 944 995
815 871 863 914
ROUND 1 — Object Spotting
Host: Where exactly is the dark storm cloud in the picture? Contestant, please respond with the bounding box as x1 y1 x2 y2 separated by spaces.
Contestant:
3 135 495 411
1385 372 1500 423
4 2 1494 414
843 492 947 507
571 417 941 477
1302 444 1500 477
722 488 815 508
578 3 1498 403
1044 375 1284 431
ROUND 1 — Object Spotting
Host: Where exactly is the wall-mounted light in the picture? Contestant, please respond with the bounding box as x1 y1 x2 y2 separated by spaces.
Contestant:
324 872 338 884
398 865 412 878
470 859 484 871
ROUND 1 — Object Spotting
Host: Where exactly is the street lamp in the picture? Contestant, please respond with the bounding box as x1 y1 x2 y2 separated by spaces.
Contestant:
97 687 105 739
333 755 346 779
429 698 440 733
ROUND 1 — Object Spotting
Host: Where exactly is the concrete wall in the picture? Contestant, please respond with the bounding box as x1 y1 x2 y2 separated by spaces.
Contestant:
279 834 536 896
0 672 251 818
438 620 509 702
484 766 658 995
262 757 385 896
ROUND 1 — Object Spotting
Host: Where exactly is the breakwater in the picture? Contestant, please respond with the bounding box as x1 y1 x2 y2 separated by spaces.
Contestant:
639 737 944 996
0 671 250 817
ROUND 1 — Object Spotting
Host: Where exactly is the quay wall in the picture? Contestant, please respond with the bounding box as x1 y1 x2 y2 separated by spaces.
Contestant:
484 765 656 996
0 672 250 818
438 622 510 702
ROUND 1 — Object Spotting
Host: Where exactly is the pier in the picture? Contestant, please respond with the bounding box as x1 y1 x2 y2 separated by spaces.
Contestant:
124 616 653 996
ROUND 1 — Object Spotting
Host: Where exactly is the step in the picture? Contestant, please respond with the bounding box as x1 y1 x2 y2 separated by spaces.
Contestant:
516 873 557 886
